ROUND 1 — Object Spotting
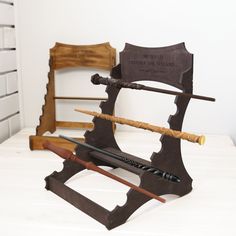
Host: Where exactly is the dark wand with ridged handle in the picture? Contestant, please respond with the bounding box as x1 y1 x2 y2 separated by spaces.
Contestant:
43 141 166 203
59 135 180 183
91 73 215 102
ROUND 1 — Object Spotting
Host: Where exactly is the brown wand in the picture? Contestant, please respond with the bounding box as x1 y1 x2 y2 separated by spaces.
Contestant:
43 141 166 203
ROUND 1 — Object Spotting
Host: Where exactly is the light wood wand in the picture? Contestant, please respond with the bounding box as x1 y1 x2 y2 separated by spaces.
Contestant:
43 141 166 203
75 108 205 145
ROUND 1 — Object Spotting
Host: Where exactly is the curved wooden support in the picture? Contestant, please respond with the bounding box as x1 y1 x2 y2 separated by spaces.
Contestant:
82 42 194 227
107 189 151 229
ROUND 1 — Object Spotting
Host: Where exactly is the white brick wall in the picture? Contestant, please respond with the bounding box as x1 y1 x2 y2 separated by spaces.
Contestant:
0 1 20 143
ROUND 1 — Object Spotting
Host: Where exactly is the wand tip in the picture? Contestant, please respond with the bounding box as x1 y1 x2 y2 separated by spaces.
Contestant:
198 135 206 145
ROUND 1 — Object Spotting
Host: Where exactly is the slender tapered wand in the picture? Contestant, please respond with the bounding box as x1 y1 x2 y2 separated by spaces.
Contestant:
75 108 206 145
43 141 166 203
60 135 180 183
91 74 215 102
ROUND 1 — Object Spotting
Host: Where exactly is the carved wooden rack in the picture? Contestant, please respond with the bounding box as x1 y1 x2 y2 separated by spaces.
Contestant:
29 42 116 151
45 43 194 229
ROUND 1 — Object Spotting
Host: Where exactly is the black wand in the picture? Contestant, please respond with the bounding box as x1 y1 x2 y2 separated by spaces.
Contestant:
60 135 181 183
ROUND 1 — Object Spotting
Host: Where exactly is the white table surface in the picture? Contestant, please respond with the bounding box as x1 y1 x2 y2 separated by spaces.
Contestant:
0 128 236 236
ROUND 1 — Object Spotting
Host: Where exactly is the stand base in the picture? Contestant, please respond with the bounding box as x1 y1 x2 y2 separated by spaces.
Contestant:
45 148 192 229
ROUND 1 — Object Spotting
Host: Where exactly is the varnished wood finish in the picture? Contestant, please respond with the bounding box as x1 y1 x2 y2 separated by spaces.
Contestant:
55 121 94 129
45 43 195 229
50 42 116 70
30 42 116 150
36 58 56 136
29 135 84 152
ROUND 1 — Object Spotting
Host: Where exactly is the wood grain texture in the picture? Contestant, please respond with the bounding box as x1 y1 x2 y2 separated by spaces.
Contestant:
55 121 94 129
29 135 84 152
75 108 205 145
32 42 116 150
50 42 116 70
36 58 56 136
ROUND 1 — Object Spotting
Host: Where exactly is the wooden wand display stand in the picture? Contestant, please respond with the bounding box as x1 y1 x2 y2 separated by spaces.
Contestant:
29 42 116 151
45 43 195 229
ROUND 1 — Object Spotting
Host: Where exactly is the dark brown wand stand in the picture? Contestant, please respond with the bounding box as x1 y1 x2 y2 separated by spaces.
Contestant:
44 43 207 229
